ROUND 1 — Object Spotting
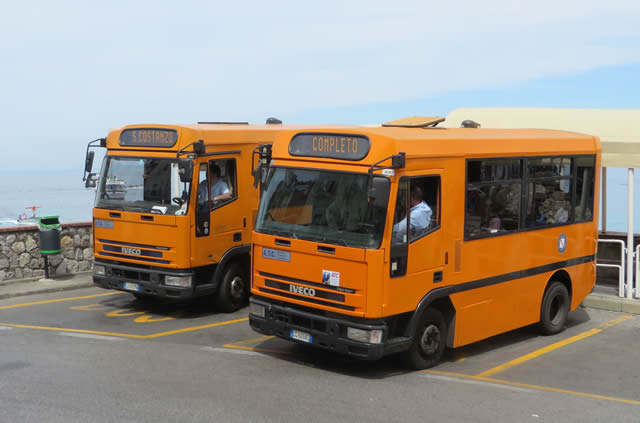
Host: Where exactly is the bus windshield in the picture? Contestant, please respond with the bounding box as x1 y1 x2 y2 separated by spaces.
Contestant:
255 167 390 248
95 157 191 215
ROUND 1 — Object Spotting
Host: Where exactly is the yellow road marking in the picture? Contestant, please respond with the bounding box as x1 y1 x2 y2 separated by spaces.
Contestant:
0 317 248 339
69 304 109 311
477 314 633 378
426 370 640 406
0 323 145 339
134 315 176 323
142 318 249 338
0 292 123 310
105 309 145 317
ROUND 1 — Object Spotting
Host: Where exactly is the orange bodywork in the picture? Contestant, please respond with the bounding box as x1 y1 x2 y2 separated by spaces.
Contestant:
251 125 600 349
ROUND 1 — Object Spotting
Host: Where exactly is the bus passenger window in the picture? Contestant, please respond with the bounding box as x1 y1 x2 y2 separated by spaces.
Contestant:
465 159 522 239
526 157 572 227
575 156 595 222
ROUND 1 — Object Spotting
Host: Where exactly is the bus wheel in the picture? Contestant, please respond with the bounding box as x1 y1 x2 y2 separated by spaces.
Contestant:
539 282 570 335
215 263 248 313
402 308 447 370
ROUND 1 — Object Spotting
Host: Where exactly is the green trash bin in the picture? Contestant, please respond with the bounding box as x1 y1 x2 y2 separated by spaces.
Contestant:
39 216 61 255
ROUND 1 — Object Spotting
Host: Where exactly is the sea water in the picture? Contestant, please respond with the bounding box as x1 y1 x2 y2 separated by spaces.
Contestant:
0 168 638 231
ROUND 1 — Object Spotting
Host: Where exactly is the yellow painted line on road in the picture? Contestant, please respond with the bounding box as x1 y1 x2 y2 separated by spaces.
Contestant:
477 314 633 378
0 292 123 310
425 369 640 406
0 323 145 339
142 317 249 339
0 317 248 339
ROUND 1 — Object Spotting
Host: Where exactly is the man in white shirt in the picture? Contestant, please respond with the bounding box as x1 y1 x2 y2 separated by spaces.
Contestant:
393 185 432 241
198 164 231 208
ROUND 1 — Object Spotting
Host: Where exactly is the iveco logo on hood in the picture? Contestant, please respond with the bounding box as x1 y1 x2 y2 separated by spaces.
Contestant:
122 247 142 256
290 285 316 297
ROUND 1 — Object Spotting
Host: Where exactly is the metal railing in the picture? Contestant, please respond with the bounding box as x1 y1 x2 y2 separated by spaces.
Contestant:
596 239 626 297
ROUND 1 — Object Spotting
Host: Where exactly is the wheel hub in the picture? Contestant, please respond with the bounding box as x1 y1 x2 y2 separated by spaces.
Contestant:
419 324 440 355
229 276 244 300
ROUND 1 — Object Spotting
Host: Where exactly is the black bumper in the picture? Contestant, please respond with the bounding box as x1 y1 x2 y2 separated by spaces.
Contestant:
249 296 409 360
92 260 214 300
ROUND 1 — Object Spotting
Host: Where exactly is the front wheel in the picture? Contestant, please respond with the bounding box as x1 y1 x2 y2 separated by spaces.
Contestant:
401 308 447 370
538 281 570 335
214 263 248 313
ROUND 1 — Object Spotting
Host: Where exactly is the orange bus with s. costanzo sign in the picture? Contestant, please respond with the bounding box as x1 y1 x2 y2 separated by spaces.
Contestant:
83 122 285 312
248 117 600 368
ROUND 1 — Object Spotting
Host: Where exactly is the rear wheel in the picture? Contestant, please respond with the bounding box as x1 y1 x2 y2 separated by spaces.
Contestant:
214 263 248 313
539 281 570 335
401 308 447 370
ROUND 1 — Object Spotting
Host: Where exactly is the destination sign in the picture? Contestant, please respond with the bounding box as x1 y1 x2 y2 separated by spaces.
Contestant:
289 133 370 161
119 128 178 148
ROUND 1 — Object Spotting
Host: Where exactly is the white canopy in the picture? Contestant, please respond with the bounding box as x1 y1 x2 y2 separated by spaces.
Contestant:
445 108 640 169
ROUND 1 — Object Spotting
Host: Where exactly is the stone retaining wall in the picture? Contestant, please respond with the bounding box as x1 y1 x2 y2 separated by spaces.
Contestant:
0 222 93 281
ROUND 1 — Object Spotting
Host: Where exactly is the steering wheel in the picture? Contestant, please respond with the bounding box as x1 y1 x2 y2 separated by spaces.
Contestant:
172 197 185 205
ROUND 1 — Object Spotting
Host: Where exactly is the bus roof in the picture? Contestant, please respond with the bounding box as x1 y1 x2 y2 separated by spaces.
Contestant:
269 126 600 167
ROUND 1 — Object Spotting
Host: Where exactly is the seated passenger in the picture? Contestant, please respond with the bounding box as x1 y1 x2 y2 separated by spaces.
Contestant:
393 185 432 241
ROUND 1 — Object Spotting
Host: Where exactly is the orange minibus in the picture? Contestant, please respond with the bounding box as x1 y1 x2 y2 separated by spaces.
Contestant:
83 122 282 311
248 117 600 367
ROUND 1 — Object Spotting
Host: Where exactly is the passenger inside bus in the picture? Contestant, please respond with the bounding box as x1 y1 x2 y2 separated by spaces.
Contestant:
393 185 432 241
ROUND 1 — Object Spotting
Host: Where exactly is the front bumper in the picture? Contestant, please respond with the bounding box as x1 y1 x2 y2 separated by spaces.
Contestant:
249 296 405 360
93 260 214 300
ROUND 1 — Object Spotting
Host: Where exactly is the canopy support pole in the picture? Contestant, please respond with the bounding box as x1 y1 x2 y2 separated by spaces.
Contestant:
626 168 634 299
601 167 607 233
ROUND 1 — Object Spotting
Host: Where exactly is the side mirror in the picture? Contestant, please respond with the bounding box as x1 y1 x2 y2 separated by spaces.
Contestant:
84 173 97 188
368 177 390 209
178 159 193 183
391 152 405 169
85 151 95 173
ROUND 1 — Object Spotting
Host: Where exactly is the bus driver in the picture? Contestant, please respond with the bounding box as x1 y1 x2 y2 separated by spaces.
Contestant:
198 163 232 207
393 185 432 241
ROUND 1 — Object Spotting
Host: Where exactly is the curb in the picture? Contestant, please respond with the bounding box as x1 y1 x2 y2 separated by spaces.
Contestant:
581 293 640 315
0 272 94 300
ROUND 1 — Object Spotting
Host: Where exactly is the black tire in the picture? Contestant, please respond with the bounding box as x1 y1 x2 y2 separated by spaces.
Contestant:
539 281 570 335
214 263 248 313
401 308 447 370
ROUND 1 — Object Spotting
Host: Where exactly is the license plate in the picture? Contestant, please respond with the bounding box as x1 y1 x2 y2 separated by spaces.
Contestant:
290 329 312 343
123 282 140 292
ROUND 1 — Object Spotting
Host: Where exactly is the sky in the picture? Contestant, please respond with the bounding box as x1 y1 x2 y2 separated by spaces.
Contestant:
1 0 640 172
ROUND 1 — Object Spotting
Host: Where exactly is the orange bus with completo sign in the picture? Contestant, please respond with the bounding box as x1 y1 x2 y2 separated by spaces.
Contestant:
248 117 600 368
83 122 284 311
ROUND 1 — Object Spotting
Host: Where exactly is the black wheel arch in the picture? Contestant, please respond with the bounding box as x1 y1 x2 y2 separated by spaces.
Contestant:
212 244 251 287
545 270 572 303
405 287 457 348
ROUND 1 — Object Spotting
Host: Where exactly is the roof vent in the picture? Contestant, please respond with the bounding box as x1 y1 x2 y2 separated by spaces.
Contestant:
460 120 481 128
266 117 283 124
382 116 445 128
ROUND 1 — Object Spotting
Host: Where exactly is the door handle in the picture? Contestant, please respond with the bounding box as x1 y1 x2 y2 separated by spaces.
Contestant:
433 271 443 283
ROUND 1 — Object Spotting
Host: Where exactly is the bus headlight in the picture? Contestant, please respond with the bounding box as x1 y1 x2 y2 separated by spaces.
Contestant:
165 275 192 287
249 302 266 318
93 265 105 276
346 327 383 344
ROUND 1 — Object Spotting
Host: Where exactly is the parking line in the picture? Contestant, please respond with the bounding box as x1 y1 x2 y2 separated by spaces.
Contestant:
0 323 144 339
224 343 291 355
0 317 248 339
0 292 123 310
425 370 640 406
230 335 275 346
476 314 633 378
141 317 249 338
